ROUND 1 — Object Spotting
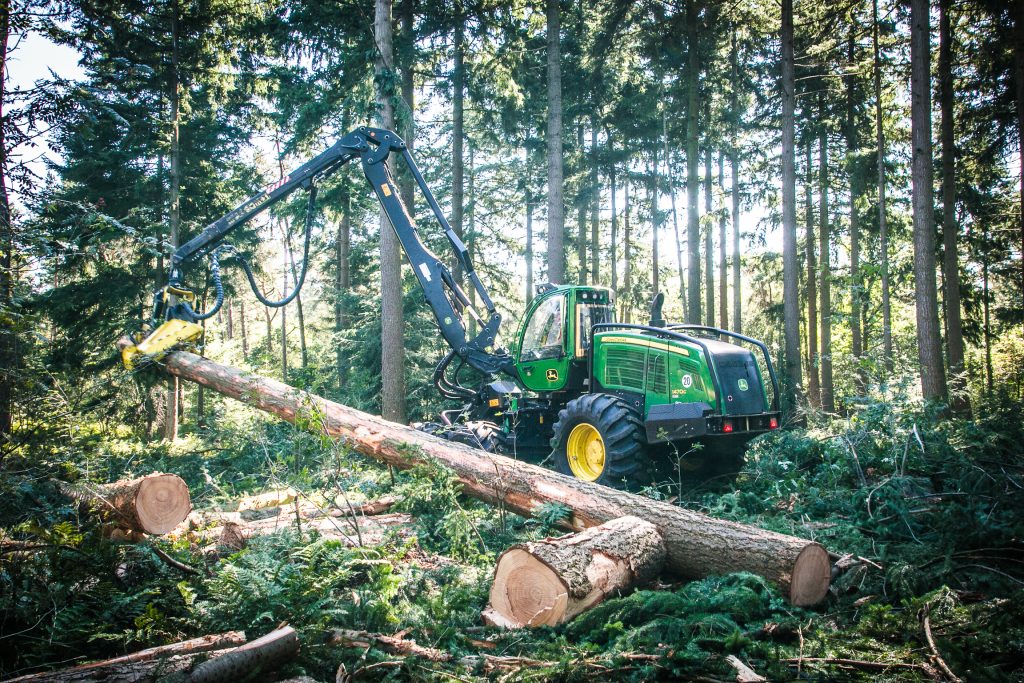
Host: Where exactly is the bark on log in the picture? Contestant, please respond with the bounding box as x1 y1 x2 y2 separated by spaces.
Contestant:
62 473 192 535
483 516 665 627
133 346 832 605
188 625 299 683
5 631 246 682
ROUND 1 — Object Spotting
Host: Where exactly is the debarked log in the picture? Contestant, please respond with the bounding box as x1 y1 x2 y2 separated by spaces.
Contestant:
127 344 832 606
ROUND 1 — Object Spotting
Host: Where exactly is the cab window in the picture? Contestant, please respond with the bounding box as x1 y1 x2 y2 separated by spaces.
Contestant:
520 295 566 361
576 303 613 357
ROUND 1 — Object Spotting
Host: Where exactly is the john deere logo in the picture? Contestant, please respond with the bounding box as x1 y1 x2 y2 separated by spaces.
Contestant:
737 379 749 391
546 369 559 381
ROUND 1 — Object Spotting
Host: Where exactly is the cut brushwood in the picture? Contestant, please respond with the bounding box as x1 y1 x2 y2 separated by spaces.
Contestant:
124 343 833 605
483 516 665 627
5 631 246 682
62 473 192 535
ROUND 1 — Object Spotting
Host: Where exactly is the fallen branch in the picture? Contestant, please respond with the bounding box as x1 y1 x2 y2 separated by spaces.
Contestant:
189 625 300 683
725 655 766 683
5 631 246 682
921 603 962 683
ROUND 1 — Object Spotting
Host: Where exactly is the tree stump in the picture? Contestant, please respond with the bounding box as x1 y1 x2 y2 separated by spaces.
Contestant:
483 516 665 627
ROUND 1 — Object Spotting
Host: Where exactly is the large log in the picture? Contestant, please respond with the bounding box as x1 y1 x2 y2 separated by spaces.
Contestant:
134 346 832 606
483 516 666 627
62 473 192 535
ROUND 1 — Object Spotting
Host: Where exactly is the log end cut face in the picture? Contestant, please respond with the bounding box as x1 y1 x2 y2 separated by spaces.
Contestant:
488 548 570 627
789 543 831 606
136 475 192 535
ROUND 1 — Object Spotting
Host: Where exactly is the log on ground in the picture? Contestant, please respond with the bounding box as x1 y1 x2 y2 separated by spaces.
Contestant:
483 516 665 627
132 345 832 606
62 473 192 535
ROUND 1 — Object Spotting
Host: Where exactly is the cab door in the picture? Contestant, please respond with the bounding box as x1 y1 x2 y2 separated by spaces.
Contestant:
516 292 570 392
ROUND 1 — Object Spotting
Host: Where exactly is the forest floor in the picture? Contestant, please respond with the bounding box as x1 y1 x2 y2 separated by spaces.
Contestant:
2 386 1024 681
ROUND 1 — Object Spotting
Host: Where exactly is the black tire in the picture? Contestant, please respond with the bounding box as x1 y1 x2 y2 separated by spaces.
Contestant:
549 394 650 490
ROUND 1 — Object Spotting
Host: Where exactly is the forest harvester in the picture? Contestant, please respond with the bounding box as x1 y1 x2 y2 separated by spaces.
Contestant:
122 127 782 489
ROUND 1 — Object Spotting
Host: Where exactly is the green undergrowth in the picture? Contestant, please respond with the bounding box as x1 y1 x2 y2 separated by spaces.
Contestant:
2 391 1024 680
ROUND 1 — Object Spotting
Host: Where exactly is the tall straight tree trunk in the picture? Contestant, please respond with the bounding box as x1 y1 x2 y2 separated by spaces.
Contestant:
940 0 967 413
685 0 701 323
452 18 465 283
703 147 713 327
818 118 834 412
526 185 534 304
781 0 803 404
376 0 407 423
164 0 182 441
590 123 600 284
284 230 307 368
651 148 659 296
873 0 893 372
910 0 948 403
846 33 863 390
623 178 632 323
664 113 685 317
983 243 993 394
1015 0 1024 299
281 238 288 381
264 305 273 354
400 0 415 212
718 153 727 329
577 125 587 284
240 298 248 359
609 153 618 297
546 0 565 284
336 178 351 390
804 140 820 409
730 27 741 334
0 0 13 439
226 298 233 340
467 144 477 336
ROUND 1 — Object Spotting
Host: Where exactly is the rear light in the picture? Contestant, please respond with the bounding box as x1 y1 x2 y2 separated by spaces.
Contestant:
769 417 779 429
723 422 734 433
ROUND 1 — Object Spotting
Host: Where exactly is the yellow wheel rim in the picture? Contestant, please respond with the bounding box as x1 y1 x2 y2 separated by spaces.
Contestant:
567 423 605 481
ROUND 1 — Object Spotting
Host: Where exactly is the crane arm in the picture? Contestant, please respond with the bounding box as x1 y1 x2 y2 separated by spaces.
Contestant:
123 126 513 378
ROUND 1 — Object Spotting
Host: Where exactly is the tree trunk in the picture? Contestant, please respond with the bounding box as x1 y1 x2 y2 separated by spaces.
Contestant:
818 118 834 413
546 0 565 284
873 0 893 373
280 241 288 381
578 125 587 284
483 516 666 628
846 32 863 391
141 346 833 605
940 0 968 414
1016 0 1024 301
703 146 714 326
376 0 407 423
610 153 618 296
590 122 600 284
62 473 191 536
781 0 802 405
226 298 233 340
622 177 632 323
730 27 741 334
910 0 948 403
5 632 248 683
164 0 182 442
240 298 248 359
804 140 820 409
718 153 728 329
400 0 415 213
337 156 351 390
650 148 659 296
0 0 13 440
526 185 534 305
188 626 299 683
467 144 478 336
452 18 465 283
686 0 701 323
284 228 307 369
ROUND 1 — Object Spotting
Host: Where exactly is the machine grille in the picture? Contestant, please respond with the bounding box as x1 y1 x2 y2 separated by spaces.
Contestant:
604 346 646 390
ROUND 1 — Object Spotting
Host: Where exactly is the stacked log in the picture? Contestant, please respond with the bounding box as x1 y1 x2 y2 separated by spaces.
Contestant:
129 345 833 606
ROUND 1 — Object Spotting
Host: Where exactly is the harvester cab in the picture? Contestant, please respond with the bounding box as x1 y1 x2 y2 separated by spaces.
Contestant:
122 126 781 491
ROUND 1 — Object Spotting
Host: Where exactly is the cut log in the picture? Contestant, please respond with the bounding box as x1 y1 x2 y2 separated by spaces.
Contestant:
5 631 246 682
188 625 299 683
128 345 832 605
63 473 192 535
484 516 665 627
